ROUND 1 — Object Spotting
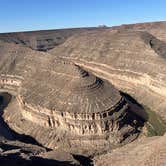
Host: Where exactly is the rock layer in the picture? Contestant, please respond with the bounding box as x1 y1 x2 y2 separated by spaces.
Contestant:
0 21 166 163
0 41 145 154
49 30 166 120
0 27 108 51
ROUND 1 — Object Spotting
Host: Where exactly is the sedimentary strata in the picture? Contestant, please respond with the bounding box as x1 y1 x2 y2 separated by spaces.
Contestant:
0 40 145 154
0 21 166 164
0 27 108 51
49 30 166 120
0 74 22 95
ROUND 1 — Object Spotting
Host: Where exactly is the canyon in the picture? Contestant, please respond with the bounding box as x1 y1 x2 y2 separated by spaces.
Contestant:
0 21 166 165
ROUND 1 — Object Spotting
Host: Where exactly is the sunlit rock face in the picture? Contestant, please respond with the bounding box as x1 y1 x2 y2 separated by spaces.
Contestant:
20 60 122 136
49 29 166 121
19 60 142 138
0 40 144 154
0 21 166 158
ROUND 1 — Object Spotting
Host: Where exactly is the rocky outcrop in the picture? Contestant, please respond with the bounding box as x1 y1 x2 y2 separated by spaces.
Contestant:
1 60 144 154
0 21 166 164
49 30 166 120
0 74 23 95
0 40 145 154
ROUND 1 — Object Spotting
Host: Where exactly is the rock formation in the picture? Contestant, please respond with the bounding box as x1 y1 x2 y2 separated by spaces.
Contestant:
49 29 166 121
0 42 144 153
0 21 166 165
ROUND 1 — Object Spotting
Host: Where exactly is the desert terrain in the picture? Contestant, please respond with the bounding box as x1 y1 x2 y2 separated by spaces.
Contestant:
0 21 166 166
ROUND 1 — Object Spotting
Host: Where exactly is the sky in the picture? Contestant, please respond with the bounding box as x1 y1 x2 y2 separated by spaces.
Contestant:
0 0 166 33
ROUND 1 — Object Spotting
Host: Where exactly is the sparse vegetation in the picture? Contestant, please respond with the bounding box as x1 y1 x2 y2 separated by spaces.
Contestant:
120 91 166 137
144 106 166 136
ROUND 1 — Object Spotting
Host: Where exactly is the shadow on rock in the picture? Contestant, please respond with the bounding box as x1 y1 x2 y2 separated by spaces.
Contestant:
0 92 47 149
73 154 93 166
0 154 75 166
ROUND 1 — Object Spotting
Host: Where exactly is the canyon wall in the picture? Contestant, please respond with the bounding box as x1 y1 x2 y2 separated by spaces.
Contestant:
49 31 166 120
18 95 129 136
0 74 23 95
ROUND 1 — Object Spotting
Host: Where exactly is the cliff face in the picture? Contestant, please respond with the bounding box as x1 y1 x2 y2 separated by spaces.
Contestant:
0 21 166 165
0 40 145 155
49 30 166 120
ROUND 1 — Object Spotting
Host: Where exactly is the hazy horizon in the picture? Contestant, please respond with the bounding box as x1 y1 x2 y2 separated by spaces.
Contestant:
0 0 166 33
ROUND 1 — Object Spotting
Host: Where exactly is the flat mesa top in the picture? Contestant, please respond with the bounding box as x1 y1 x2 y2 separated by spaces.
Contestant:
22 60 121 114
